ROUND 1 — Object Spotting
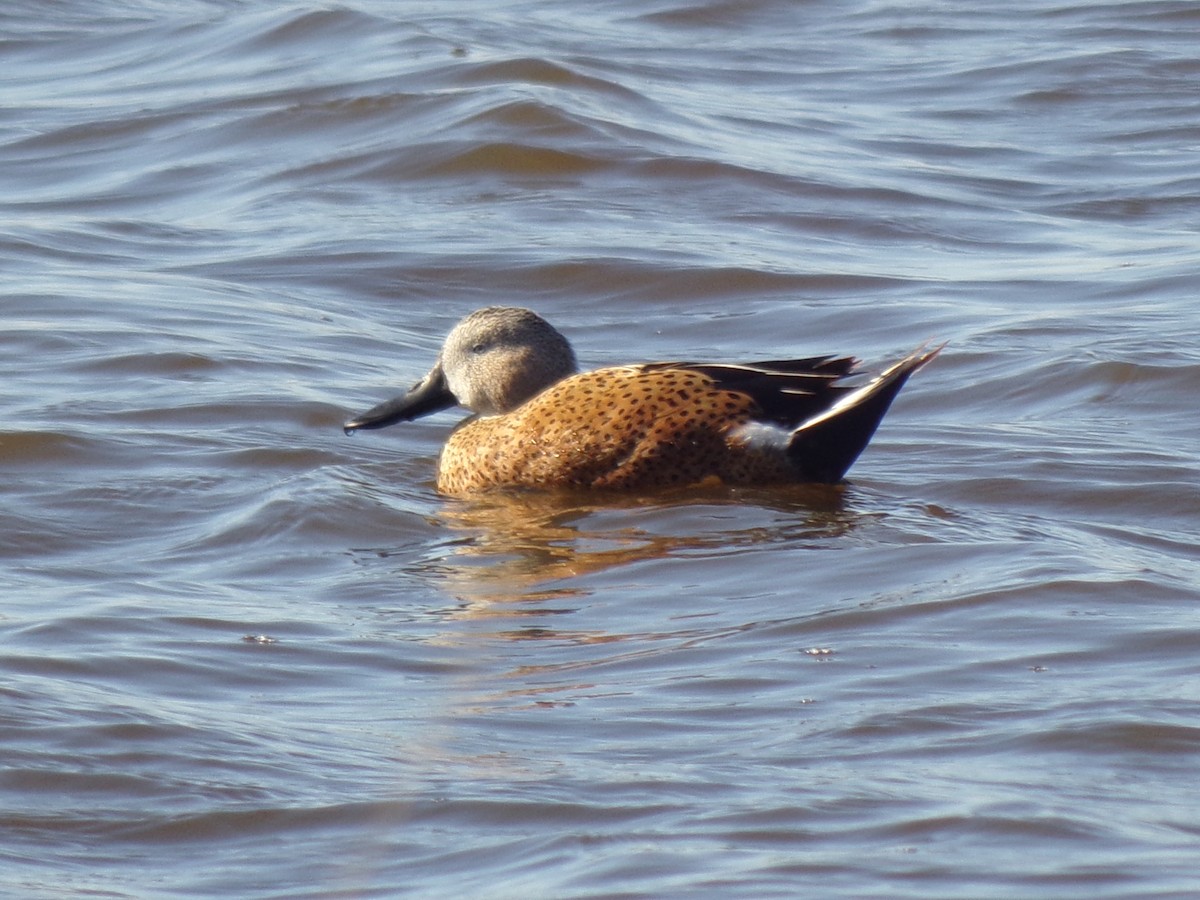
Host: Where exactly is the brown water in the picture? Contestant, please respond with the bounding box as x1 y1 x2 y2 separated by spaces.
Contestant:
3 1 1199 897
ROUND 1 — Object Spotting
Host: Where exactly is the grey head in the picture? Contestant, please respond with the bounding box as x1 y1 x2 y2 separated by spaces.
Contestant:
344 307 578 433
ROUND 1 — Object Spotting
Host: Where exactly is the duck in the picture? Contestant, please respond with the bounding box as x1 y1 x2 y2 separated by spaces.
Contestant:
344 306 941 495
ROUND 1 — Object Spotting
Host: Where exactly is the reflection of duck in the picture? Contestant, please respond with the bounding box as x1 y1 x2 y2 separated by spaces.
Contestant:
429 485 856 609
345 307 941 495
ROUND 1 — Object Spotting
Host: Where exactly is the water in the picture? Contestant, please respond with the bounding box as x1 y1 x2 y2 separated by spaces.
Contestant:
3 1 1199 897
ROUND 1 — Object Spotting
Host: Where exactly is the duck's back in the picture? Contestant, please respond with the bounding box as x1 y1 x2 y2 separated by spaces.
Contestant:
436 364 795 494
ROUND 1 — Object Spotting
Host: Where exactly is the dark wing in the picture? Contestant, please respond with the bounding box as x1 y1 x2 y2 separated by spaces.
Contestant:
786 343 945 482
644 356 860 426
654 344 942 484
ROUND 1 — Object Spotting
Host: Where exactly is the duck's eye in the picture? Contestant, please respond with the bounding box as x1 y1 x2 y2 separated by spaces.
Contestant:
470 342 488 354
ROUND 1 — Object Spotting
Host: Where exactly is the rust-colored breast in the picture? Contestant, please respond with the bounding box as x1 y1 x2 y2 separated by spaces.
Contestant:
435 365 797 494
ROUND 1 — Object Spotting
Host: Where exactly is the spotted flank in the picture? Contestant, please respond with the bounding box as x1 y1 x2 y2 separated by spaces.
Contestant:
345 307 942 495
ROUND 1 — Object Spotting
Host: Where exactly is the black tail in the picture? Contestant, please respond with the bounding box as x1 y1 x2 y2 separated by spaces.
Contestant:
787 344 943 483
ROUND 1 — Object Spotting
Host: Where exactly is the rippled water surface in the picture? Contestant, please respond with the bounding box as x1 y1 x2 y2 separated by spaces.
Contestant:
3 1 1199 897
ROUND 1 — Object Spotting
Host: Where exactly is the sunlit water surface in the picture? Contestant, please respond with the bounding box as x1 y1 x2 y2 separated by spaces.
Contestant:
2 1 1199 897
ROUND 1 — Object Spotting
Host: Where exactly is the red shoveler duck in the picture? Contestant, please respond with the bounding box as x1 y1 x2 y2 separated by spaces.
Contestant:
344 307 941 495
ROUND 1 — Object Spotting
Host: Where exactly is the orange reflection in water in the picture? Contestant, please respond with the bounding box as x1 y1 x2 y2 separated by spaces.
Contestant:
429 482 856 611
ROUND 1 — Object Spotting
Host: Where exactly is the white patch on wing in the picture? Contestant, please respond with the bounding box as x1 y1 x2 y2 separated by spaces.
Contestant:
795 376 881 432
729 420 792 453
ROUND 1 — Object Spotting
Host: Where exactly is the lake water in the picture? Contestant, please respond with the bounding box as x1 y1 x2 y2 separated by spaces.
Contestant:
3 1 1199 897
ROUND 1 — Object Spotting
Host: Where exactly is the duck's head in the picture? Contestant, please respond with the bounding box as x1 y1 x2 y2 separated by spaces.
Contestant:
344 306 578 434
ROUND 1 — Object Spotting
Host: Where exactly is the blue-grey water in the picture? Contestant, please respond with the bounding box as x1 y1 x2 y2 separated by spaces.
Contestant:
3 1 1199 897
